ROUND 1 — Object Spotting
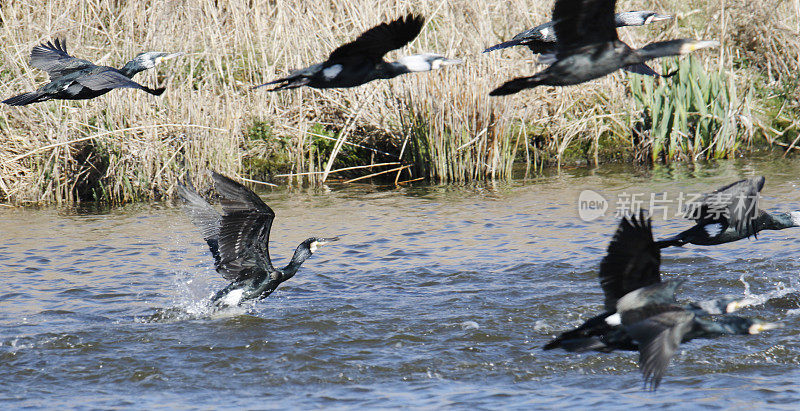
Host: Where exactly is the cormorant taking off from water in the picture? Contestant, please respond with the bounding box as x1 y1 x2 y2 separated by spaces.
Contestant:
490 0 718 96
3 38 182 106
177 172 339 306
543 212 778 389
657 176 800 247
484 11 673 77
253 14 461 91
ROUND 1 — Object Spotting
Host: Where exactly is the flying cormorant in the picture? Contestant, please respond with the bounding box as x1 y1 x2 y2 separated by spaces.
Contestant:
253 14 461 91
490 0 718 96
484 11 673 77
543 212 779 389
657 176 800 247
3 38 182 106
177 172 339 306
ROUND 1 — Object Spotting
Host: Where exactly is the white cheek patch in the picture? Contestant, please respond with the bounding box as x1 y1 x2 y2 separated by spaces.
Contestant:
398 55 432 72
703 223 724 237
322 64 343 79
790 211 800 226
605 313 622 326
309 241 318 253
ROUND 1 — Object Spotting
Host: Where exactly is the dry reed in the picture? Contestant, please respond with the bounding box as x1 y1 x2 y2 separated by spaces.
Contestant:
0 0 798 204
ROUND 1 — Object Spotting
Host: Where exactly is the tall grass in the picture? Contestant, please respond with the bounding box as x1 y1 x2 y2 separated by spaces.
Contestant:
630 57 752 163
0 0 798 204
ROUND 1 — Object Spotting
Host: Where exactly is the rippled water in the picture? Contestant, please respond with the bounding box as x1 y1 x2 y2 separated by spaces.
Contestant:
2 160 800 408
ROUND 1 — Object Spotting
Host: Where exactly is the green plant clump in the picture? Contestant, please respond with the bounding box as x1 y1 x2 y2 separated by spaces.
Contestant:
631 57 743 163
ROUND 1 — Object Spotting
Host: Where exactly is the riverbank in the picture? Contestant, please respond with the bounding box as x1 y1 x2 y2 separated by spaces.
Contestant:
1 0 798 204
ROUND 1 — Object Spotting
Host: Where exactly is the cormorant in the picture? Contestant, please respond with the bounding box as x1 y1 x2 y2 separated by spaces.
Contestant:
253 14 461 91
484 11 673 78
605 281 780 390
490 0 718 96
544 212 752 352
543 212 780 389
177 172 339 306
657 176 800 247
3 38 182 106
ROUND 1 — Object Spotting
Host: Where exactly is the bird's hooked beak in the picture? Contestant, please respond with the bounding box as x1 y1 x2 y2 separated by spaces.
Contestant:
725 297 759 313
440 57 463 66
316 237 341 246
749 321 783 334
309 237 340 253
154 51 185 65
430 57 463 70
679 40 720 54
646 13 673 24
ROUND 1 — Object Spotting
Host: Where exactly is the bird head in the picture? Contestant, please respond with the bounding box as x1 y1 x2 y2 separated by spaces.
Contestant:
790 211 800 227
132 51 185 70
723 297 759 314
396 53 463 72
676 40 720 55
747 319 783 335
616 11 673 26
304 236 340 254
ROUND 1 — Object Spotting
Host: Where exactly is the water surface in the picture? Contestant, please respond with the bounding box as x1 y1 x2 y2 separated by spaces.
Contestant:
2 160 800 408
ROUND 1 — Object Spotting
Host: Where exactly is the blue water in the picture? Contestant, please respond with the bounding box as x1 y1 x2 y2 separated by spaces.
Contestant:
1 161 799 409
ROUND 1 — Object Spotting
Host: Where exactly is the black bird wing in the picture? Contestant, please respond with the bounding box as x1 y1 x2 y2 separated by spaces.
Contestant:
626 310 695 390
176 177 224 266
75 69 165 95
684 176 765 237
553 0 619 55
30 38 94 79
327 14 424 63
176 177 221 242
599 211 661 311
211 172 277 281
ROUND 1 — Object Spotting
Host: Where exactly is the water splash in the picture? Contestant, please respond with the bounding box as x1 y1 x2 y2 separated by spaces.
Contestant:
738 274 799 308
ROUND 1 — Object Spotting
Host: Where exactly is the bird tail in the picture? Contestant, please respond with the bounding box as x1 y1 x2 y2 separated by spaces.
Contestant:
489 76 541 96
483 39 523 53
654 234 685 249
144 86 166 96
3 91 48 106
543 336 609 352
252 76 310 92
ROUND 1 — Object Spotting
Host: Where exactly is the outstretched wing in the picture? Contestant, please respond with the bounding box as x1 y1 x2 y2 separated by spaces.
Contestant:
176 177 221 242
30 38 94 79
553 0 619 54
176 176 224 267
626 310 695 390
327 14 424 62
212 172 277 281
599 210 661 311
684 176 764 237
75 69 164 95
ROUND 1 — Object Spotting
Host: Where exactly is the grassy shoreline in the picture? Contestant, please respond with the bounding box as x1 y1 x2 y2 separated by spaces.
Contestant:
1 0 798 205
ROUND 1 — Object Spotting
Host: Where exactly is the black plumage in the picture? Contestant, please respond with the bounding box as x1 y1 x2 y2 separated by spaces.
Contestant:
254 14 461 91
484 11 671 55
177 172 338 306
490 0 717 96
3 38 182 105
543 211 781 390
